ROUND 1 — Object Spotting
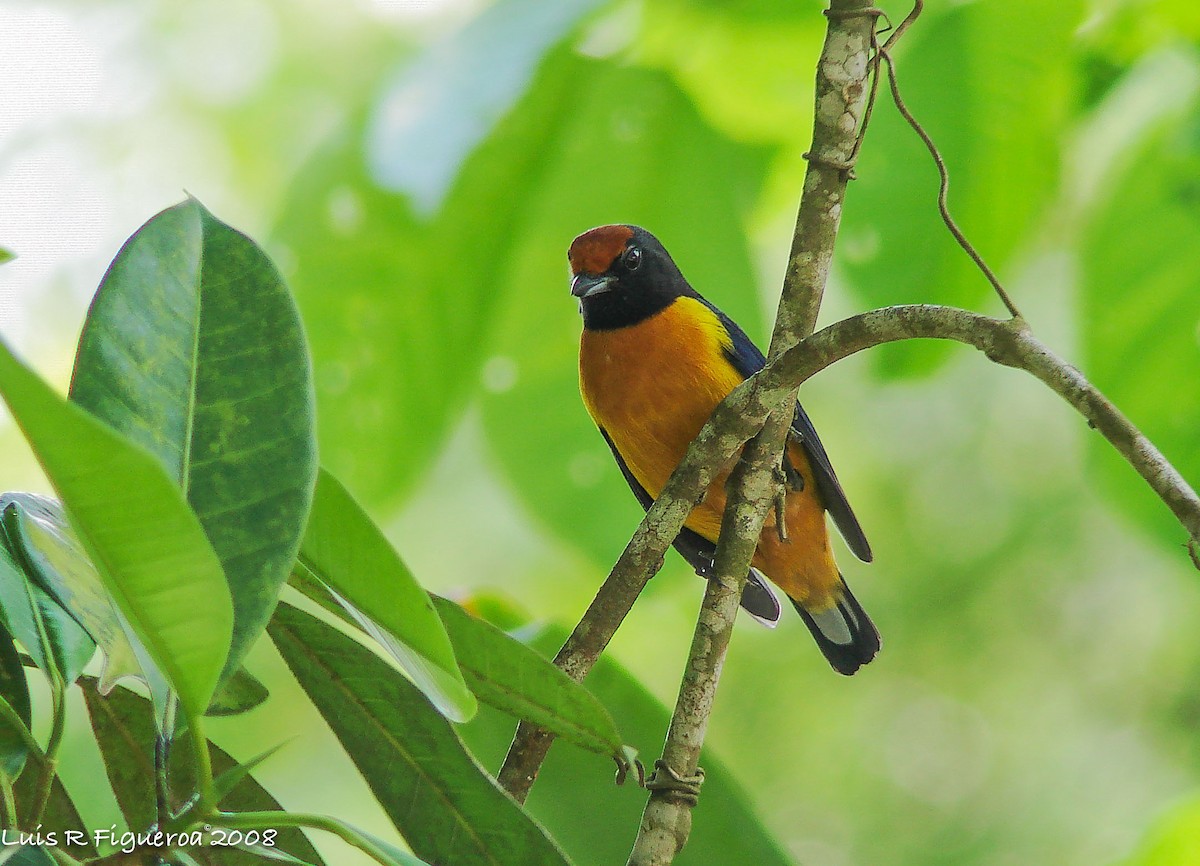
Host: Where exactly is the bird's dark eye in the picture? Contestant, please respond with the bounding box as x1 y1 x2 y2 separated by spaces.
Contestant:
623 246 642 271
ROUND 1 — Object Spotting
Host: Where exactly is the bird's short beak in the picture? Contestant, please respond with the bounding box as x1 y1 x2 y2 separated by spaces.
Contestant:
570 273 614 299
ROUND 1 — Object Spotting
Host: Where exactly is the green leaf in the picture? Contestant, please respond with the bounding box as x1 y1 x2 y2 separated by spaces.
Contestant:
1081 100 1200 546
273 26 611 509
0 248 13 266
0 494 166 707
0 847 54 865
839 0 1081 377
367 0 605 213
70 198 318 681
1123 795 1200 865
268 604 571 866
294 468 473 722
81 678 325 866
206 665 269 717
478 54 771 567
457 623 794 866
0 507 95 686
10 763 96 859
0 621 30 778
0 337 233 720
431 595 625 758
209 742 286 804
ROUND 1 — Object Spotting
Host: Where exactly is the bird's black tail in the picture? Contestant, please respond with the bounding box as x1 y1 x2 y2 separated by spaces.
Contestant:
791 576 880 675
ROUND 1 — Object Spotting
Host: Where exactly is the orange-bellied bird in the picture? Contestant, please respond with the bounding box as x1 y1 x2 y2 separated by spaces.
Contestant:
569 224 880 674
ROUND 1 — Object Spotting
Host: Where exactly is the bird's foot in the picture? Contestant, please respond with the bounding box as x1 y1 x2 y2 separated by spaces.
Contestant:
645 759 705 806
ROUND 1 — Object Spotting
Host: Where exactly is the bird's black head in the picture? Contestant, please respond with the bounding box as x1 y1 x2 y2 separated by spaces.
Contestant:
568 225 693 330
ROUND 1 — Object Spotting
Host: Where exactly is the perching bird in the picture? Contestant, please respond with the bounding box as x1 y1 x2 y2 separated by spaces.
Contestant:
569 224 879 674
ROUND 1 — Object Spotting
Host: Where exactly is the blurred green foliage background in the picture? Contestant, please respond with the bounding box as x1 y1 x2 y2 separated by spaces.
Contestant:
2 0 1200 863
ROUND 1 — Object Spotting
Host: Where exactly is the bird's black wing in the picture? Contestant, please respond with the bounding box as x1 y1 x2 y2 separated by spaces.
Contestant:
697 298 873 563
597 428 781 625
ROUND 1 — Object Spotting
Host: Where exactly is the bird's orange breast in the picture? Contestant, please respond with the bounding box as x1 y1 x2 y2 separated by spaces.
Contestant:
579 295 840 607
579 297 742 513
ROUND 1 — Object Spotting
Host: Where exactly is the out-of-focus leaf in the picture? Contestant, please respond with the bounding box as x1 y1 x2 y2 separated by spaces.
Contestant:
0 846 54 865
478 54 770 566
0 248 13 266
0 508 95 686
0 493 166 706
1081 101 1200 547
294 468 473 722
81 678 325 866
70 198 317 682
0 338 232 721
432 595 626 758
368 0 606 213
274 38 612 509
0 619 30 778
457 624 793 866
11 763 96 859
1123 795 1200 865
268 604 571 866
839 0 1081 377
206 665 269 717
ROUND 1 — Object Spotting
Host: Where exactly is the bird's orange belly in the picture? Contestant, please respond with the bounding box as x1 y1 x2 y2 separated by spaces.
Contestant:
579 299 840 605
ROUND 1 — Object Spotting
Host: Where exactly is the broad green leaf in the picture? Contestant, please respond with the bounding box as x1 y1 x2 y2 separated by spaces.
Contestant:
295 468 473 722
0 248 13 266
0 621 30 778
839 0 1081 377
0 508 95 686
81 678 325 866
352 827 436 866
206 665 269 717
0 338 232 720
0 494 166 706
70 198 318 681
457 623 794 866
432 595 625 758
1123 795 1200 865
479 54 770 567
268 605 571 866
1081 102 1200 546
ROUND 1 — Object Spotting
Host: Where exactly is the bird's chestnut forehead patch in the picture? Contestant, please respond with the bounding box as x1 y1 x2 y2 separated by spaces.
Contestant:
568 225 634 275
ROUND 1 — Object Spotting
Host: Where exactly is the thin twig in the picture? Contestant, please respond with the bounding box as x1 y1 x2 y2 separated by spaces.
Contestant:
876 3 1025 320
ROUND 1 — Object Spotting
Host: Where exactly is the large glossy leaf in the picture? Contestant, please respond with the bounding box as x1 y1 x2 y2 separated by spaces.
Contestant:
431 595 625 759
82 677 326 866
0 508 95 686
839 0 1081 377
0 619 30 779
478 54 771 567
295 469 472 722
70 198 318 681
0 494 166 706
458 623 794 866
268 604 571 866
1081 99 1200 547
0 338 232 720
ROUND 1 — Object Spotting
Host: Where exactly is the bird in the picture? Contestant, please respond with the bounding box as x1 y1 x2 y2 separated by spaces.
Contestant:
569 224 879 675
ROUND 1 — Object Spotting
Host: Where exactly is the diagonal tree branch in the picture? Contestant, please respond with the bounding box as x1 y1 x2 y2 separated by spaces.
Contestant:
496 0 882 805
